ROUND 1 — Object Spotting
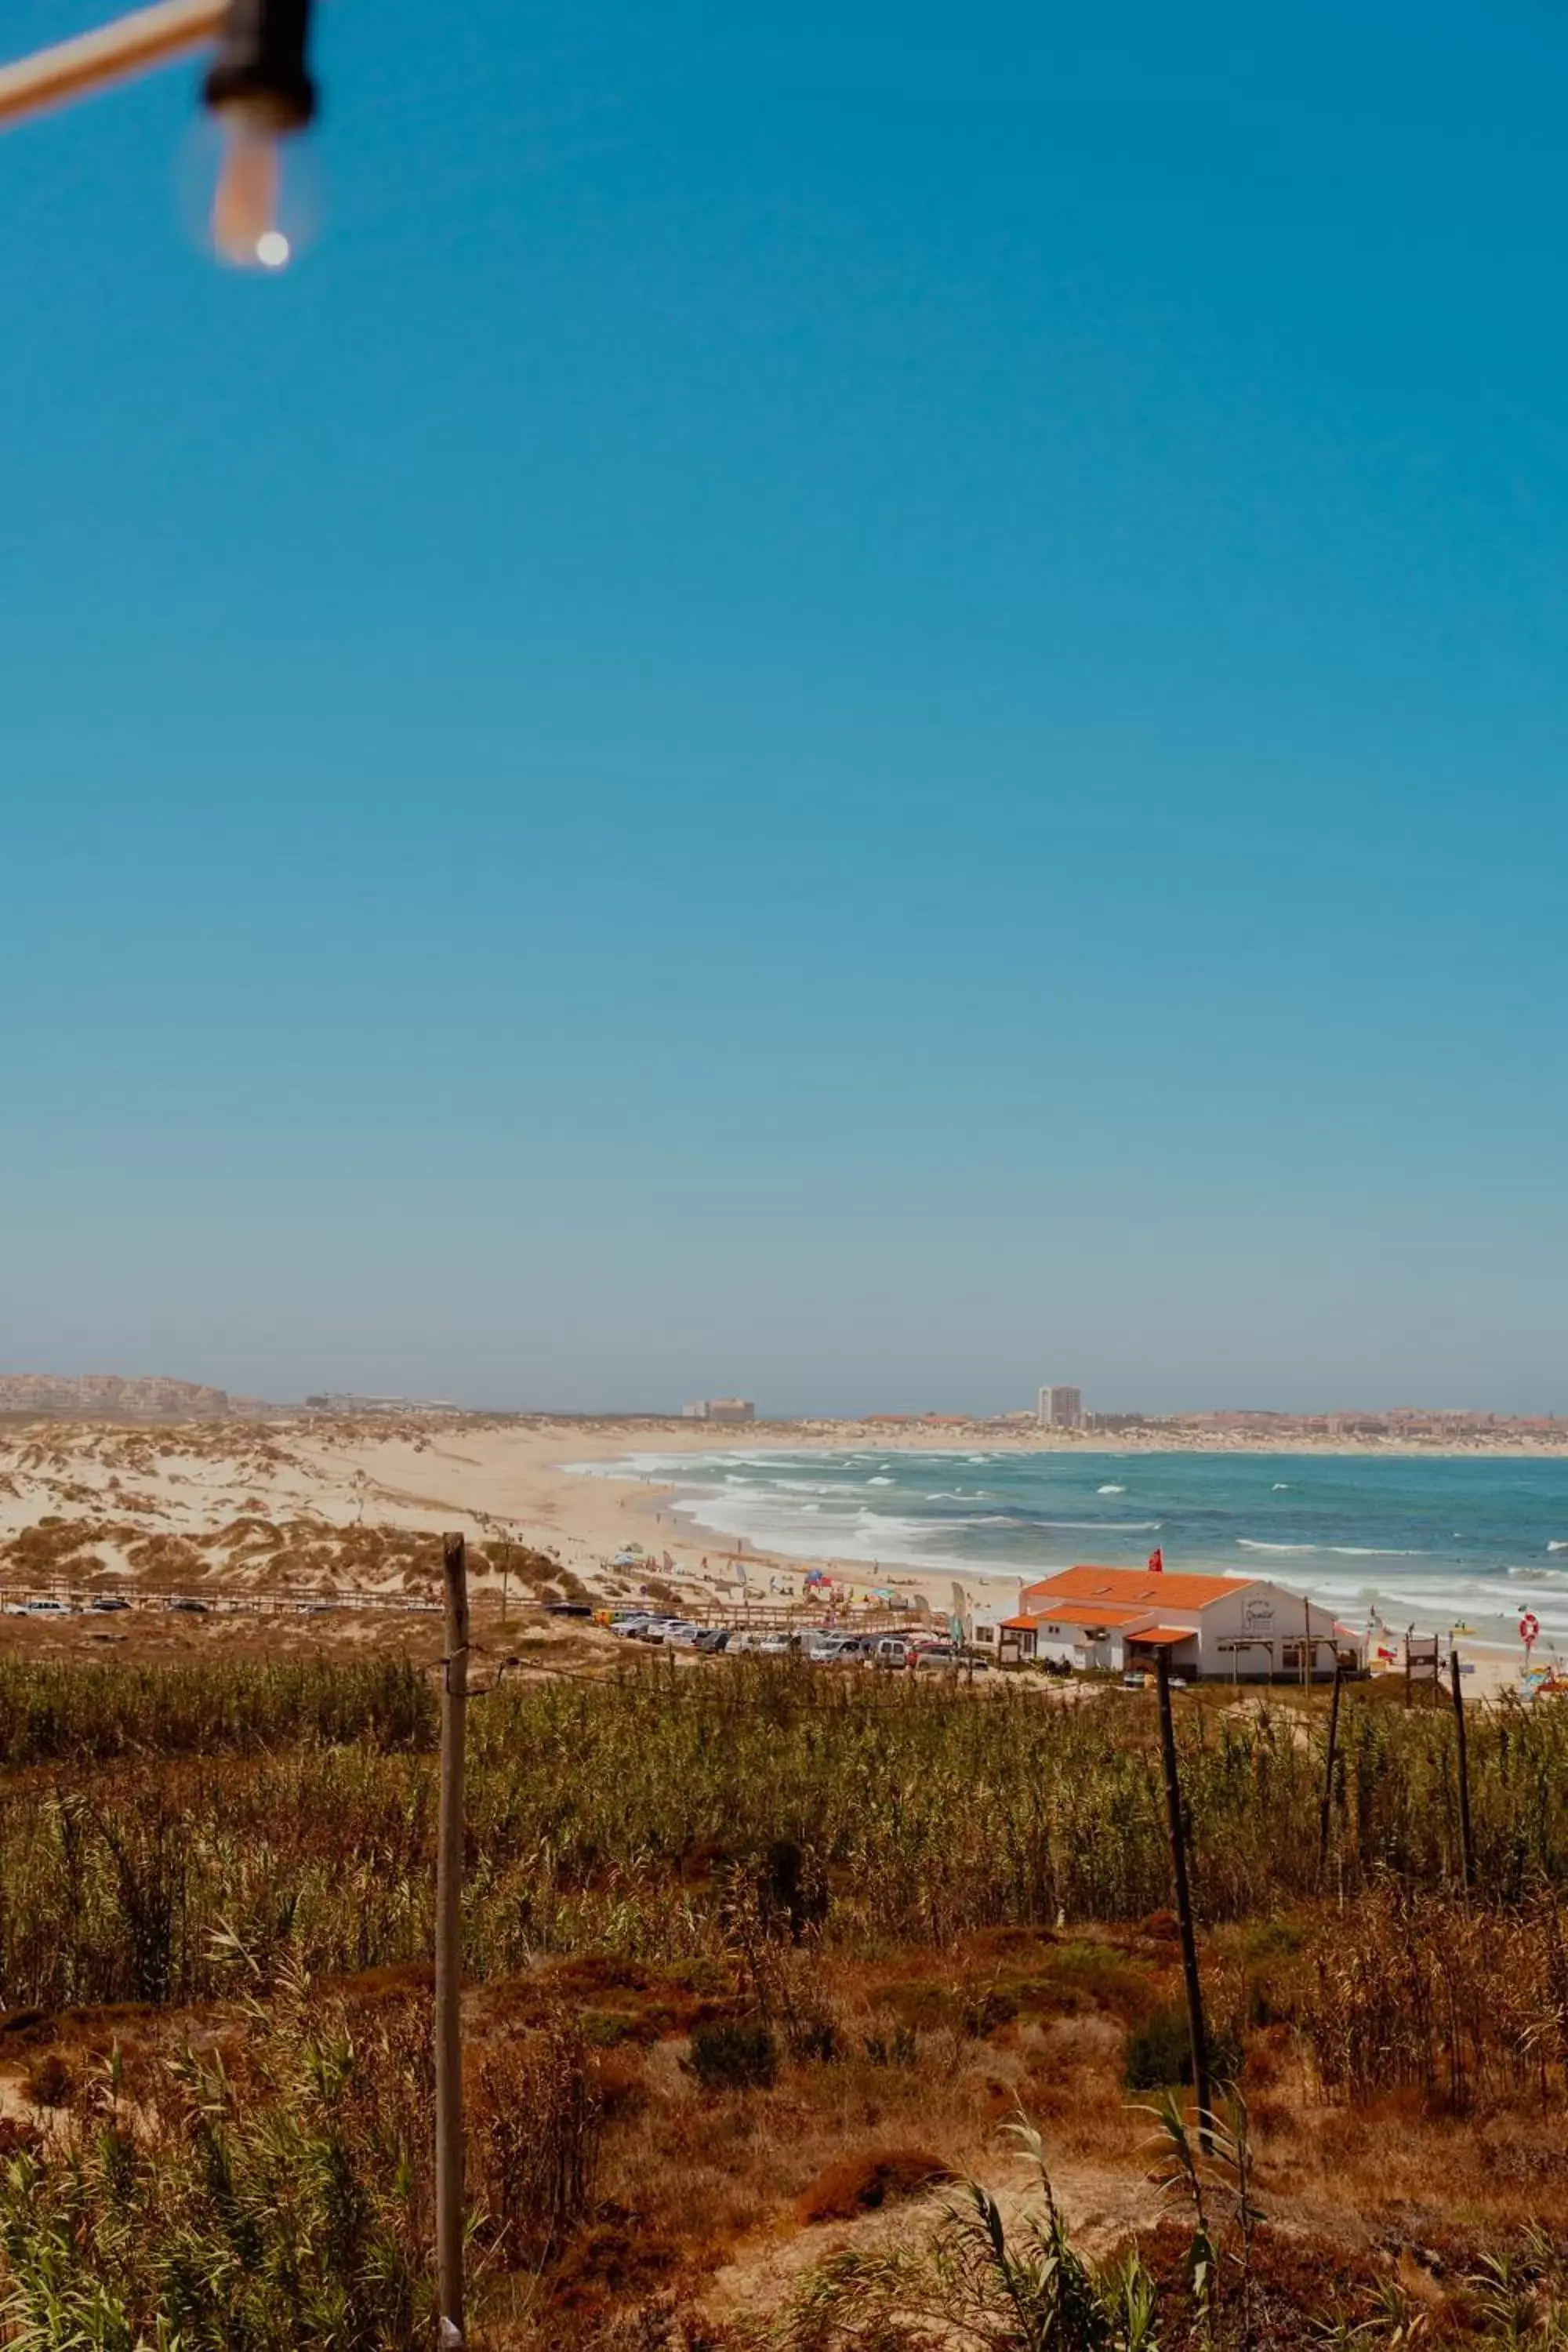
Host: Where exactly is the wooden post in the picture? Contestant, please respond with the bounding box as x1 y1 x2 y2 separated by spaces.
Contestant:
436 1534 469 2346
1301 1595 1312 1691
1317 1660 1344 1885
1450 1646 1475 1893
0 0 225 125
500 1538 510 1629
1155 1647 1213 2149
1404 1629 1412 1708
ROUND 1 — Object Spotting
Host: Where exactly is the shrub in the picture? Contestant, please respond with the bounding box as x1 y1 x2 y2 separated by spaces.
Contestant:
1124 2003 1195 2090
1124 2003 1243 2092
795 2147 953 2224
19 2052 71 2110
688 2020 779 2092
862 2022 919 2068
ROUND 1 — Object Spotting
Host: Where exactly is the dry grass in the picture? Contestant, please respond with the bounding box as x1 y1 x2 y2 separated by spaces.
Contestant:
0 1656 1561 2346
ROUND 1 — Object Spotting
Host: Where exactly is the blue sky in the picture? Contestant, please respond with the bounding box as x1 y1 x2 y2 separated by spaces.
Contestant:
2 0 1565 1415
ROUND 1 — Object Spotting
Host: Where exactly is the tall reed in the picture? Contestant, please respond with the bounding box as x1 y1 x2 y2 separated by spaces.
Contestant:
0 1664 1565 2011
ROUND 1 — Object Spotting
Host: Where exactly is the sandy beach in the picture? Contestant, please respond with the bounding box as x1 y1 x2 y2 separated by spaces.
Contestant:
0 1413 1551 1700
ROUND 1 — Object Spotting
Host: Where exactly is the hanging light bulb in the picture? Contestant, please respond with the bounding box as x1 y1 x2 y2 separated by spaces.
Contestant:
201 0 316 270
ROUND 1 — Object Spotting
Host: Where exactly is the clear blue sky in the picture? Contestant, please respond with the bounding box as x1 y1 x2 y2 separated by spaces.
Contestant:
2 0 1565 1415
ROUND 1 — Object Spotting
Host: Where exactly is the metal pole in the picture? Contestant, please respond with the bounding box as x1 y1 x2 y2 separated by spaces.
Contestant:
436 1533 469 2346
1317 1660 1343 1886
1155 1647 1213 2148
1450 1646 1475 1894
0 0 225 127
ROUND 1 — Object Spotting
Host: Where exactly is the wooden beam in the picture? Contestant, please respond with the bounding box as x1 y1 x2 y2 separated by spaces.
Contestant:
1155 1646 1214 2151
0 0 227 129
435 1534 470 2346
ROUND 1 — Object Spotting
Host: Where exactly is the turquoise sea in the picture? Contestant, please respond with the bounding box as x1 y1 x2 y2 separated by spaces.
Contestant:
579 1447 1568 1646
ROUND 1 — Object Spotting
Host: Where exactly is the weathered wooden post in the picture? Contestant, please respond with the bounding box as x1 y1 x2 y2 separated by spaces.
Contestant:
436 1534 469 2345
1317 1659 1344 1885
1156 1647 1213 2148
1450 1645 1475 1893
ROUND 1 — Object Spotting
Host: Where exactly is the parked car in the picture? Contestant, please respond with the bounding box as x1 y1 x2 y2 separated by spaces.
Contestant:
89 1595 132 1613
545 1601 593 1619
166 1598 208 1614
753 1634 792 1656
25 1599 67 1616
692 1627 730 1653
871 1636 911 1669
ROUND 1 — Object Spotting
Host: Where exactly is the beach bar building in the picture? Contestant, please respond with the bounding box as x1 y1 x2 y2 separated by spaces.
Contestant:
980 1564 1348 1680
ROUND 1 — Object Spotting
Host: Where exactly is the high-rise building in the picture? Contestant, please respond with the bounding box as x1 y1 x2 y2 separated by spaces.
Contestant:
1037 1384 1083 1431
682 1398 756 1424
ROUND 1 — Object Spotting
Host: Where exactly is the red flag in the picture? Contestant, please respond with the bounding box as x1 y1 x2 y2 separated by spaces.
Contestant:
1148 1547 1163 1575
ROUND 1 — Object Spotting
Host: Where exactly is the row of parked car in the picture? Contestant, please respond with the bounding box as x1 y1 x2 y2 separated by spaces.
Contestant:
2 1595 139 1617
605 1613 991 1671
4 1595 214 1617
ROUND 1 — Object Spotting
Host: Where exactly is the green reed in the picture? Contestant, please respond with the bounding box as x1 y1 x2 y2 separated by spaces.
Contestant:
0 1661 1563 2013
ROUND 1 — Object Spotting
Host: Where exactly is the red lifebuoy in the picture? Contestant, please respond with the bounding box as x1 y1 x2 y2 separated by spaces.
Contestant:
1520 1612 1541 1644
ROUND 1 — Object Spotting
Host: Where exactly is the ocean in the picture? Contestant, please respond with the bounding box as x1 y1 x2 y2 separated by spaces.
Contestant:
574 1446 1568 1645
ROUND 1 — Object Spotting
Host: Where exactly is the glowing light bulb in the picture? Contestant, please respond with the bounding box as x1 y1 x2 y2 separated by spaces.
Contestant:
210 116 281 267
198 0 318 271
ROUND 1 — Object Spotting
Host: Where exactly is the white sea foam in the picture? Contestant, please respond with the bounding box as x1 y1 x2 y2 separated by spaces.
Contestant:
866 1476 894 1486
1097 1484 1126 1494
1037 1518 1162 1534
576 1446 1568 1632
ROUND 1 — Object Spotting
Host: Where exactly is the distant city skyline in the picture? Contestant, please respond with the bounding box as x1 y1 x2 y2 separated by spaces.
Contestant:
1 1367 1563 1429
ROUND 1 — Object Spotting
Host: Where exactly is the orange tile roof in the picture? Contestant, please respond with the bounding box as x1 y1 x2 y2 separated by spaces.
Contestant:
1127 1626 1195 1646
1025 1564 1253 1612
1005 1600 1148 1631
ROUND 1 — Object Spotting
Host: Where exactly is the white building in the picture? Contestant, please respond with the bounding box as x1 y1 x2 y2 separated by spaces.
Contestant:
1037 1385 1083 1430
972 1563 1350 1680
682 1398 756 1425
